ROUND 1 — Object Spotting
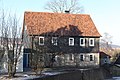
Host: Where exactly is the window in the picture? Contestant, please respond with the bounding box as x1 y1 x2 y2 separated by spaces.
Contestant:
80 38 85 46
89 38 94 46
90 55 94 61
39 37 44 45
51 54 56 62
52 37 58 45
69 54 74 61
80 55 84 61
39 54 44 62
69 38 74 46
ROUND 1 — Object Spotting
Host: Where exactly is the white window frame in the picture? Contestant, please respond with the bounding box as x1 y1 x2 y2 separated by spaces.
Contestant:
39 36 44 45
80 54 84 61
80 38 85 46
52 37 58 45
89 38 94 46
69 38 74 46
89 54 94 61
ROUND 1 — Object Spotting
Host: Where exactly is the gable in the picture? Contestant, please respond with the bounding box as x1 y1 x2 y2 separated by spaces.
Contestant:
23 11 101 37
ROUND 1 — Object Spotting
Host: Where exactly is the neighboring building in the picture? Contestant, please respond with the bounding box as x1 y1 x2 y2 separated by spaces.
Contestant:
22 11 101 69
99 51 111 66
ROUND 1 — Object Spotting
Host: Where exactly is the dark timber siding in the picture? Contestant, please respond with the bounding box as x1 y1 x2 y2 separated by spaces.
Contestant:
32 36 100 53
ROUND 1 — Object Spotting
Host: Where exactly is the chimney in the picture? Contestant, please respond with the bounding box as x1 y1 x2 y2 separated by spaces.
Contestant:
65 10 70 13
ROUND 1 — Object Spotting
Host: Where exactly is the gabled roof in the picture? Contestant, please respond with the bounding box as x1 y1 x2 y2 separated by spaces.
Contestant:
23 11 101 37
99 51 111 58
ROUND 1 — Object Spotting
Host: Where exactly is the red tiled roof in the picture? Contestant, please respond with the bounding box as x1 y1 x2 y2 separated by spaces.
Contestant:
24 11 101 37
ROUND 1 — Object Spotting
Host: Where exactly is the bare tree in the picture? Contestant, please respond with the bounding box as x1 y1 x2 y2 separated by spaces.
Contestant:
100 32 114 57
0 11 23 77
45 0 84 13
100 32 113 51
28 27 45 75
31 40 45 75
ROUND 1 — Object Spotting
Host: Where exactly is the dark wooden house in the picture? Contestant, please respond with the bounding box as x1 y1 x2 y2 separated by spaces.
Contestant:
22 11 101 69
99 51 111 66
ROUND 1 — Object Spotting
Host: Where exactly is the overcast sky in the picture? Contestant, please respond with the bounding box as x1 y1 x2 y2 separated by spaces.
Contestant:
0 0 120 45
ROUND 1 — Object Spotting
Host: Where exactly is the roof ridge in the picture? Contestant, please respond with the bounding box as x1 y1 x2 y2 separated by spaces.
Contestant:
24 11 90 16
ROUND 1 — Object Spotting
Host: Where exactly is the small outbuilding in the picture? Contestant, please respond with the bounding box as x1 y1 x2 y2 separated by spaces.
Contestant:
99 51 111 66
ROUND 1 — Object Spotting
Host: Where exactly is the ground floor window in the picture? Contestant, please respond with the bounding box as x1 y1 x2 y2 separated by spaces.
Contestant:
80 54 84 61
69 54 74 61
90 55 94 61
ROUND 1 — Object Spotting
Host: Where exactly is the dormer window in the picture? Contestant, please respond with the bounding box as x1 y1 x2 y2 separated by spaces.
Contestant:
52 37 58 45
89 38 94 46
80 38 85 46
39 36 44 45
69 38 74 46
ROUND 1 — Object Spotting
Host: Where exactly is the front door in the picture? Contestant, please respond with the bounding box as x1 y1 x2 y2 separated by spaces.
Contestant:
23 53 29 68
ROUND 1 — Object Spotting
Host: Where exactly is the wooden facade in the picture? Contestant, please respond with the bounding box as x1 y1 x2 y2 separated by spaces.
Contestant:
31 36 100 53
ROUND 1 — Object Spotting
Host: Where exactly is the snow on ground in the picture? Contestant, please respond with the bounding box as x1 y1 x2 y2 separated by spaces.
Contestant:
43 71 65 76
0 74 43 80
106 77 120 80
0 71 66 80
112 77 120 80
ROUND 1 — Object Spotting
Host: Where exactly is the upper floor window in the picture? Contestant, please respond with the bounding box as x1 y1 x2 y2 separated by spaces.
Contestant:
80 38 85 46
80 54 84 61
39 36 44 45
90 55 94 61
52 37 58 45
89 38 94 46
69 38 74 46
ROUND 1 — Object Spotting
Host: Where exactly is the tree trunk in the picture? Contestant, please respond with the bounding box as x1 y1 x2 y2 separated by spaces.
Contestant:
8 61 15 78
7 58 17 78
12 59 17 77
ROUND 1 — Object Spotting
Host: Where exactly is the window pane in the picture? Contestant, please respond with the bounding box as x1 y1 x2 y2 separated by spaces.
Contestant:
40 38 43 43
80 38 85 46
69 54 74 60
89 38 94 46
80 55 84 61
39 37 44 45
90 40 93 45
90 55 93 61
69 38 74 46
52 37 57 45
81 39 83 44
70 39 73 44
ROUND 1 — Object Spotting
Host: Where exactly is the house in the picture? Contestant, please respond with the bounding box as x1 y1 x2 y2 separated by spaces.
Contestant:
99 51 111 66
22 11 101 69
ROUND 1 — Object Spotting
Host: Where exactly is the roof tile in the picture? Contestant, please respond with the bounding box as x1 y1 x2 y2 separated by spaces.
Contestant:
24 11 101 37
